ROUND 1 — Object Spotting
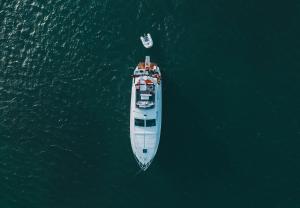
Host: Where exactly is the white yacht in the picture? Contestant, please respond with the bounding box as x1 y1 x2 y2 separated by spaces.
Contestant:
130 56 162 170
140 33 153 48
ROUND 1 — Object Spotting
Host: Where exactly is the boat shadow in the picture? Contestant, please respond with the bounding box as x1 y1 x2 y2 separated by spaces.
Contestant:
157 75 231 183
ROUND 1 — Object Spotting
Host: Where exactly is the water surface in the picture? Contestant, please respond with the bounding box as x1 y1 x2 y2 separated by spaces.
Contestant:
0 0 300 207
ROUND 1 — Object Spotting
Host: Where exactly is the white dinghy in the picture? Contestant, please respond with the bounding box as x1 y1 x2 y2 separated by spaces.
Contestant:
140 33 153 48
130 56 162 170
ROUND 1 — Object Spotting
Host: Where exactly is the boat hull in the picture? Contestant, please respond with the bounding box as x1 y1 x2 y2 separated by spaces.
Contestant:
130 79 162 170
140 33 153 48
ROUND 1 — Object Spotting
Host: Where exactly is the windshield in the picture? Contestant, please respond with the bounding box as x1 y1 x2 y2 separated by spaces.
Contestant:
134 119 156 127
146 119 156 127
134 119 144 127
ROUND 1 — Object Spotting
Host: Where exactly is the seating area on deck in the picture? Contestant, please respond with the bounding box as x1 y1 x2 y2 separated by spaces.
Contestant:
136 85 155 109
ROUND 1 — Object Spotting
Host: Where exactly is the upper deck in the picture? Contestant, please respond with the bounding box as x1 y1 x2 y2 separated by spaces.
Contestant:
135 78 155 109
132 56 161 109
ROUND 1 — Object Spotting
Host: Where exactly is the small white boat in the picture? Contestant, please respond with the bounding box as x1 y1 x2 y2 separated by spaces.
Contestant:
130 56 162 170
140 33 153 48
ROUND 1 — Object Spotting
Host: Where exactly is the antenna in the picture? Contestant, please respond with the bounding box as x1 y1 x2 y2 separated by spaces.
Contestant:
145 56 150 68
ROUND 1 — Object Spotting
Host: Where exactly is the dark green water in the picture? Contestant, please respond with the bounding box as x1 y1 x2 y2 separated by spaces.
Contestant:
1 0 300 207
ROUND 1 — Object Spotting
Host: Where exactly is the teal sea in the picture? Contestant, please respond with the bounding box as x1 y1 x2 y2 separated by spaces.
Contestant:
0 0 300 207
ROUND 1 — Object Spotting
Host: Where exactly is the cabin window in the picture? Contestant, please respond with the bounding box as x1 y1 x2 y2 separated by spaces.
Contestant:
146 119 156 127
135 119 144 127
